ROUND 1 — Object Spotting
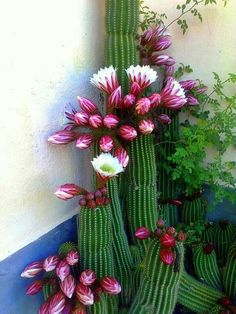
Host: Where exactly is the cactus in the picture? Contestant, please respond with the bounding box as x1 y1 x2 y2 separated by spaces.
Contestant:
129 239 184 314
159 203 179 226
193 244 222 289
223 242 236 299
126 135 158 256
202 223 215 243
181 196 206 224
178 270 225 313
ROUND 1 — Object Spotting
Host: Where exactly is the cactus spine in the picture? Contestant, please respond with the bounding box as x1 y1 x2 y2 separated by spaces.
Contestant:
129 239 184 314
181 196 206 224
223 242 236 299
178 271 225 313
193 244 222 289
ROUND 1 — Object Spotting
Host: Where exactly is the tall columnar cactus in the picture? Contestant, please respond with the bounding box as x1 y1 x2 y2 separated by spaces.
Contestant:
223 242 236 299
129 239 184 314
193 244 222 289
181 196 206 224
178 271 225 313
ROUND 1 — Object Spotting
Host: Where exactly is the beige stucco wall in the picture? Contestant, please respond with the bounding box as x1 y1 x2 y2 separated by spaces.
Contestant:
0 0 235 261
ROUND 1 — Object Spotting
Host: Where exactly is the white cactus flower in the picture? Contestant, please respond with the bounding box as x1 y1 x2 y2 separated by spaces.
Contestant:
91 153 124 178
125 65 158 89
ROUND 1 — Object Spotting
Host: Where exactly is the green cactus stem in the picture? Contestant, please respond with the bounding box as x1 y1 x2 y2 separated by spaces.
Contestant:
126 135 158 256
223 242 236 299
193 244 222 289
202 223 215 244
129 239 184 314
181 196 207 224
178 270 225 313
159 203 179 226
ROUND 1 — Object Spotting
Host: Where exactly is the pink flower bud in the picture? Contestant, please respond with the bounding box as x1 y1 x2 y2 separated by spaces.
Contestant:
48 130 77 145
160 248 175 265
152 36 172 51
66 250 79 266
26 280 43 295
165 57 176 66
135 98 151 115
158 114 171 124
195 86 207 94
177 231 187 242
151 54 169 66
54 184 84 200
130 82 142 96
76 134 93 150
160 233 176 248
168 199 182 206
89 114 103 128
38 301 50 314
100 277 121 295
166 226 176 235
149 93 161 108
49 292 66 314
76 283 94 306
108 86 122 108
123 94 136 108
103 114 120 129
60 274 76 298
99 136 114 152
21 261 43 278
141 28 154 46
114 147 129 168
154 228 163 237
156 219 165 228
77 96 98 114
118 125 137 141
74 112 89 126
80 269 96 286
56 260 70 282
165 65 175 77
187 95 199 106
135 227 151 239
138 119 155 135
203 243 214 255
179 80 197 90
43 255 59 272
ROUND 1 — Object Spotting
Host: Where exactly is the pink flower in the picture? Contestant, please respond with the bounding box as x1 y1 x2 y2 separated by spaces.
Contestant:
99 135 114 152
118 125 137 141
160 248 175 265
135 227 151 240
152 36 172 51
21 261 43 278
160 78 187 110
100 277 121 295
108 86 122 108
114 147 129 168
80 269 96 286
38 301 50 314
179 80 197 90
76 134 93 150
187 95 199 106
66 250 79 266
160 233 176 248
43 255 59 272
77 96 98 114
89 114 103 129
56 260 70 282
48 130 77 145
26 280 43 295
54 184 84 200
48 292 66 314
103 114 120 129
135 97 151 115
60 275 76 298
90 66 119 94
74 112 89 126
76 283 94 306
158 114 171 124
126 65 157 90
138 119 155 135
123 94 136 108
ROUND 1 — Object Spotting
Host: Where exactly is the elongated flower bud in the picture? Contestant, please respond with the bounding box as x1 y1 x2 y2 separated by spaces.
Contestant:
43 255 59 272
141 28 154 46
160 248 175 265
88 114 103 129
152 36 172 51
60 275 76 298
80 269 96 286
158 114 171 124
26 280 43 295
100 277 121 295
160 233 176 248
103 114 120 129
66 250 79 266
76 134 93 150
99 135 114 152
135 227 151 239
118 125 137 141
38 301 50 314
77 96 98 114
195 86 207 94
21 261 43 278
74 112 89 126
123 94 136 108
160 77 187 110
138 119 155 135
151 53 169 66
135 98 151 115
54 184 84 200
108 86 122 108
114 147 129 168
149 93 161 108
76 283 94 306
130 82 141 96
187 95 199 106
56 260 70 282
165 65 175 77
49 292 66 314
48 130 77 145
179 80 197 90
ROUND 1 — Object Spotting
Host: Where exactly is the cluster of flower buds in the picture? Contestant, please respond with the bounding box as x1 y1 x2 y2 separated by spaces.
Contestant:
134 220 187 265
78 187 110 209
